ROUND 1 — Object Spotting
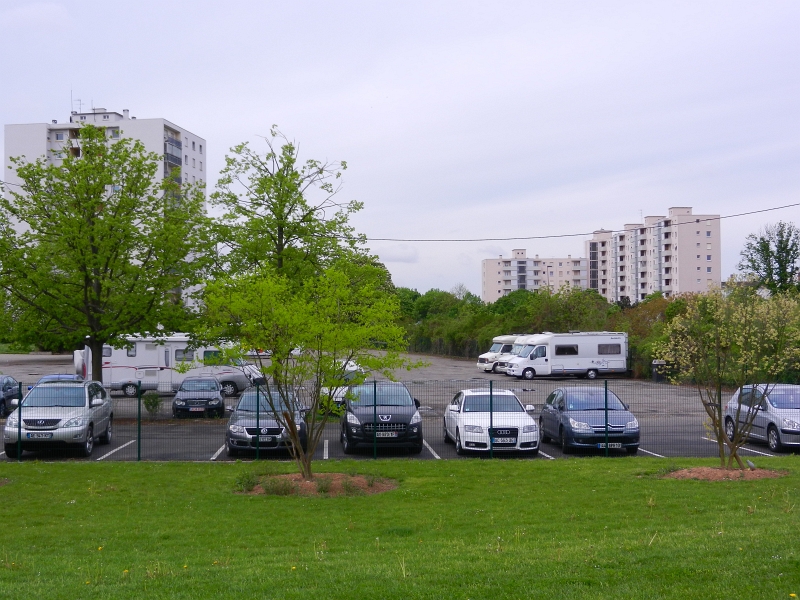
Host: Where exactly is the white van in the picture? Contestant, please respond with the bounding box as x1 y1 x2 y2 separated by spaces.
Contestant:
476 335 520 372
495 335 537 374
74 334 260 397
505 332 628 380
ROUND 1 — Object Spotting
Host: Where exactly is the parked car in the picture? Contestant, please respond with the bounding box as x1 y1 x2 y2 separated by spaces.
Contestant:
340 382 423 454
3 380 113 458
172 377 225 418
443 388 539 456
225 387 307 457
724 384 800 452
539 386 639 454
0 376 20 417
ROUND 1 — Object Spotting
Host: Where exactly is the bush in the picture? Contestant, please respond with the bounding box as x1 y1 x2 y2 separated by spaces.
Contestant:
142 392 161 419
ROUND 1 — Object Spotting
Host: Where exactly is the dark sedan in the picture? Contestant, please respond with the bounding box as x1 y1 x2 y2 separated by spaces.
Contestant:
340 382 423 454
172 377 225 418
539 386 640 454
225 388 307 457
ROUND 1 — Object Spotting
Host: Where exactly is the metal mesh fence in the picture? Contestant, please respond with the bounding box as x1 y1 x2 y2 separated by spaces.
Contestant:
1 378 787 462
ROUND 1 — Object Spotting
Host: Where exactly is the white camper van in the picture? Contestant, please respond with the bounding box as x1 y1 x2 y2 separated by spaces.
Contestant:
505 332 628 380
476 335 520 372
73 334 259 397
494 335 536 374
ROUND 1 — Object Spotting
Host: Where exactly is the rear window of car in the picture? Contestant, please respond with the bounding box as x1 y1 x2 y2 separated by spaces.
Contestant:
179 379 218 392
348 385 413 406
23 385 86 407
767 389 800 410
462 395 523 413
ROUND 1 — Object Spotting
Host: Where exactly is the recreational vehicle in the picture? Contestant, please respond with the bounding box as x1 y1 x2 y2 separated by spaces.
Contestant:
73 334 259 397
505 332 628 380
495 334 537 374
476 335 520 372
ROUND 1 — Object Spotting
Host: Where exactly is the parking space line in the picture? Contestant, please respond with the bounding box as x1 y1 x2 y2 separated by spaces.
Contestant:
639 448 665 458
210 444 225 461
423 440 441 459
96 440 135 461
701 437 774 457
539 450 554 460
323 439 329 460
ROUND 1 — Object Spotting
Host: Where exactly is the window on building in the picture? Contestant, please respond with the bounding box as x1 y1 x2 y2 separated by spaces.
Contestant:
80 115 86 121
55 132 65 141
192 141 196 151
199 161 203 171
706 231 711 237
192 176 196 183
697 279 701 283
707 267 712 273
697 255 701 259
192 158 196 168
707 255 711 261
185 155 188 165
696 231 700 235
102 115 109 120
199 144 203 154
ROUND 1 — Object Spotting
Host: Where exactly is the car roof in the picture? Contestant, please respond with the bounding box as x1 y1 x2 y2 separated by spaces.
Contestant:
182 376 220 382
460 388 516 396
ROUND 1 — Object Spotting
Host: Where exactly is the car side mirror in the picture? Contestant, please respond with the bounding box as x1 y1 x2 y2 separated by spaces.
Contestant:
448 404 458 412
414 399 420 408
90 397 104 407
525 404 535 412
10 398 18 408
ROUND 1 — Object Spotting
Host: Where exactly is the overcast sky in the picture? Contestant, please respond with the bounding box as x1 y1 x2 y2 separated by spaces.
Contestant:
2 0 798 294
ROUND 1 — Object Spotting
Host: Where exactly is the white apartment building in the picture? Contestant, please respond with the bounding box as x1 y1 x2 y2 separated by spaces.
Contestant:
4 108 206 200
585 207 721 303
481 249 588 303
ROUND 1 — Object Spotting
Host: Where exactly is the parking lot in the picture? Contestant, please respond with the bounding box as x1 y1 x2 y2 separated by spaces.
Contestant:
0 353 789 462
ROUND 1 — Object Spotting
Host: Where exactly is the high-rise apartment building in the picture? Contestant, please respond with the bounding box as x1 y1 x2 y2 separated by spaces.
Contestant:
481 249 588 303
585 207 721 303
4 108 206 200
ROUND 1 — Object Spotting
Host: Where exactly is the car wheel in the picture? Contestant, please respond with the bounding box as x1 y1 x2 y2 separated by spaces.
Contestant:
341 430 355 455
122 383 139 398
626 446 639 455
80 426 94 457
768 425 783 453
4 443 19 459
586 369 598 380
221 382 238 397
491 363 498 373
410 442 423 455
724 417 736 442
560 427 571 454
455 429 466 456
226 442 239 458
539 418 551 443
99 417 112 445
522 368 535 381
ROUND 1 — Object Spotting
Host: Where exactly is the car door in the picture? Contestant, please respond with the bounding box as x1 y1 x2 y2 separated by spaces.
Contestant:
88 383 108 434
445 393 462 438
751 388 770 441
541 390 560 438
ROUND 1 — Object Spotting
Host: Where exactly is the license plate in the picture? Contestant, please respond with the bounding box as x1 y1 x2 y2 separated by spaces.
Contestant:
375 431 398 438
258 436 273 442
189 407 205 412
492 437 517 444
597 442 622 449
27 432 53 439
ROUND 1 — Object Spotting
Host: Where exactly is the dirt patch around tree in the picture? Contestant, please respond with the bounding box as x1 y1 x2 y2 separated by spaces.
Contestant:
247 473 398 497
663 467 788 481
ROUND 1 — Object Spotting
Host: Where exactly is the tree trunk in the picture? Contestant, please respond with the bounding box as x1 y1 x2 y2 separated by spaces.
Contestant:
90 339 105 385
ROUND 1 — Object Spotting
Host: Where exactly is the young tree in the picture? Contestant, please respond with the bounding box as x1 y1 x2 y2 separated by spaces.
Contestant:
197 261 412 480
738 221 800 294
656 284 800 468
0 124 211 381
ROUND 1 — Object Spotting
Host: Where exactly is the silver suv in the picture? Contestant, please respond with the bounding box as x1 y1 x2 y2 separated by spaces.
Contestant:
725 384 800 452
4 380 113 459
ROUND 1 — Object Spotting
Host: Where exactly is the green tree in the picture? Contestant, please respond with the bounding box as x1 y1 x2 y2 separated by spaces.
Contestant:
656 283 800 469
738 221 800 294
0 124 210 381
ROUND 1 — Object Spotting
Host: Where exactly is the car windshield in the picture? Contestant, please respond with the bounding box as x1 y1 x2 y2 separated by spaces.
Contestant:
23 385 86 407
348 385 414 407
462 395 523 413
518 345 535 358
180 380 218 392
767 389 800 410
509 343 524 356
488 343 503 353
565 389 626 411
237 391 294 412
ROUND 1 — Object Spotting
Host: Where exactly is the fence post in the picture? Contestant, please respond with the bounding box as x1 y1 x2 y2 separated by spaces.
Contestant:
17 381 22 462
489 380 494 459
373 380 377 460
604 379 609 458
256 383 260 460
137 381 141 462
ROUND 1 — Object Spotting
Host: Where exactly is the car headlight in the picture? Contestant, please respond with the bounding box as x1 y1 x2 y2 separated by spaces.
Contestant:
175 399 186 406
782 418 800 431
522 424 538 433
346 412 360 425
62 417 85 428
410 411 422 424
6 415 17 427
569 418 592 433
229 425 246 434
464 425 483 433
208 399 220 405
625 418 639 430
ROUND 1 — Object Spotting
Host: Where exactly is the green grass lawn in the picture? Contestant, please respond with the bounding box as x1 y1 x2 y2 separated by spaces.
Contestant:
0 457 798 599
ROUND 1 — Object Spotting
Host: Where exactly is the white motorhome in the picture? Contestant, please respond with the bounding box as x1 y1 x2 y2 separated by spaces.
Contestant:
476 335 520 372
73 334 260 397
505 332 628 380
494 335 536 374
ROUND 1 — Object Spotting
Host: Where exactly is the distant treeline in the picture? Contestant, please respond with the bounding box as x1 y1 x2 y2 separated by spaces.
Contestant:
396 287 684 378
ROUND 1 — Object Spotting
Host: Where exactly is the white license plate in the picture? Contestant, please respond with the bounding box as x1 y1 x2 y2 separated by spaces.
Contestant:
258 436 273 442
27 432 53 439
375 431 398 438
189 407 205 412
597 442 622 449
492 437 517 444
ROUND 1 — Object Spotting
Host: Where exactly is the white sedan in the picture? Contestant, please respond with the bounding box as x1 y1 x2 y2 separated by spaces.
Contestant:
443 389 539 456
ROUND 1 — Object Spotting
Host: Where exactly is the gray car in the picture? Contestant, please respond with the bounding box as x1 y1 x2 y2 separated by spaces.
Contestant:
172 377 225 418
225 388 307 457
539 386 640 454
3 380 113 459
724 384 800 452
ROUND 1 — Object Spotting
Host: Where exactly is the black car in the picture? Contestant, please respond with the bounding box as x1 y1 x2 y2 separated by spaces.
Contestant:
0 376 20 417
172 377 225 418
225 388 307 457
340 382 423 454
539 386 640 454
